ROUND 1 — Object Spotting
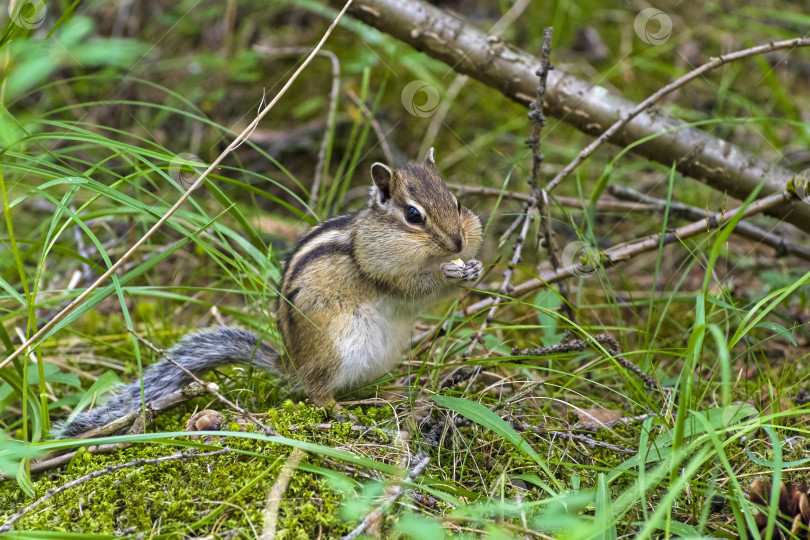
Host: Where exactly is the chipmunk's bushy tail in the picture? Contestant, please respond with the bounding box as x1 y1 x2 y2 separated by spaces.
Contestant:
54 328 281 438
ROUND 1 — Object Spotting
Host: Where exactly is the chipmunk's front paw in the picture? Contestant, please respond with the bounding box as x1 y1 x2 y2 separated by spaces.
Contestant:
441 259 482 282
462 259 482 282
441 260 464 280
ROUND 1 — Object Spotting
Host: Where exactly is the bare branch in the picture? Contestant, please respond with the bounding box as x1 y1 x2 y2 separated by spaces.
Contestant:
128 328 278 437
327 0 810 232
462 188 799 315
608 184 810 262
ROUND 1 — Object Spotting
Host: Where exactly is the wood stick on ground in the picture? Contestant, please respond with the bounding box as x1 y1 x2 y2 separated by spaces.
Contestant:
540 430 635 455
261 448 306 540
70 379 216 441
461 188 800 316
0 449 232 532
0 0 356 371
608 184 810 262
340 453 431 540
128 328 278 437
326 0 810 232
572 413 653 431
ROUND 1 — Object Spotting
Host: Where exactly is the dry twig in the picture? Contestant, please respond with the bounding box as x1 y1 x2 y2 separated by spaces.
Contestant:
461 188 799 315
460 27 554 368
449 184 658 213
252 45 341 206
608 184 810 262
514 333 658 392
0 381 217 481
346 88 396 166
540 430 635 455
340 453 431 540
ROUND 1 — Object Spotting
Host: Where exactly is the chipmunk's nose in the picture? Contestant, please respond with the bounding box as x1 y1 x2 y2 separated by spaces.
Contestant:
452 236 463 253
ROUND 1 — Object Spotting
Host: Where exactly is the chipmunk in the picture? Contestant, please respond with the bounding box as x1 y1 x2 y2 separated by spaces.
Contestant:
56 149 483 438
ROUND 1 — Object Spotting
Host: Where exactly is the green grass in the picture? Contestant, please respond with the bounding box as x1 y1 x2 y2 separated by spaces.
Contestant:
1 0 810 538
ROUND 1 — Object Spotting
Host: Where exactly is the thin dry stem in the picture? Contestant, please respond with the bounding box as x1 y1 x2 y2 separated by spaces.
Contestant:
252 45 341 206
450 184 658 212
340 453 431 540
466 27 554 358
346 88 395 165
609 184 810 262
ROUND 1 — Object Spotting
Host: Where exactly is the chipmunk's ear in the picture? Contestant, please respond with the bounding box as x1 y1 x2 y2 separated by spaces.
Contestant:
424 147 436 167
370 162 393 202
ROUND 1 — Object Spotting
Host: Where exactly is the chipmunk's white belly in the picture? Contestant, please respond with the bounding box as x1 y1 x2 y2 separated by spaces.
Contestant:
330 299 413 392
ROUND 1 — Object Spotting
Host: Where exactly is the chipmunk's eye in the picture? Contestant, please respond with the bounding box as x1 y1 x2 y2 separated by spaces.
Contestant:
404 205 423 225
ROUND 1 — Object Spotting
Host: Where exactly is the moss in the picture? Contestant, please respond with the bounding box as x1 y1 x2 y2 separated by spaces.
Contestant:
0 404 400 538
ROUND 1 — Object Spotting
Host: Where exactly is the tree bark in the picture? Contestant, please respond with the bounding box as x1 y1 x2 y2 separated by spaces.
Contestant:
326 0 810 232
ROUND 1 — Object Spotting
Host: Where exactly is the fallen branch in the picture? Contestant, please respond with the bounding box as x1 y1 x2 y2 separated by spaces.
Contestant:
540 430 635 455
0 381 216 481
572 413 653 431
92 380 216 439
326 0 810 232
514 333 658 392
